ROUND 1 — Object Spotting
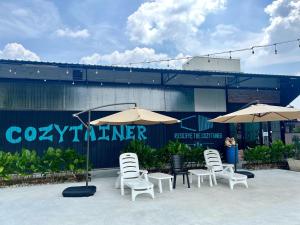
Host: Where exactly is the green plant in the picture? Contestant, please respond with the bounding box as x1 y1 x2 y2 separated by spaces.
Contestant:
123 140 158 169
164 140 191 157
244 141 295 164
244 145 271 163
15 149 41 175
185 146 205 164
0 151 18 180
62 148 86 173
42 147 65 173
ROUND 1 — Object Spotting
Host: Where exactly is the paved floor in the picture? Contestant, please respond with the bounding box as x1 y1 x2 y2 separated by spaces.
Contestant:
1 169 300 225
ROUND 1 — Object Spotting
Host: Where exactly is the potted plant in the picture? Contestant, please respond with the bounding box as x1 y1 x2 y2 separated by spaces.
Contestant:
287 136 300 172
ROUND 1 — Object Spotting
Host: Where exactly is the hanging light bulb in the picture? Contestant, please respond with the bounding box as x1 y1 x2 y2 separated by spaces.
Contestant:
72 81 75 85
66 68 69 74
274 44 278 54
9 68 12 73
95 70 98 74
251 47 255 54
207 54 210 63
129 68 132 73
298 39 300 48
229 51 232 59
37 69 40 74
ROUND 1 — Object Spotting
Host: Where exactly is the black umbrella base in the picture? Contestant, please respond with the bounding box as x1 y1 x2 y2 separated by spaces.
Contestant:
62 185 96 197
236 170 255 179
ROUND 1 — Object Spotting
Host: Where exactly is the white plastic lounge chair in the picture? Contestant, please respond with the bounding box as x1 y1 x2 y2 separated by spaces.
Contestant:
204 149 248 190
119 153 154 201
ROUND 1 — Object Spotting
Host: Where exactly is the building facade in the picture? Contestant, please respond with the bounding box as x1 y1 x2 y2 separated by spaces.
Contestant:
0 59 300 168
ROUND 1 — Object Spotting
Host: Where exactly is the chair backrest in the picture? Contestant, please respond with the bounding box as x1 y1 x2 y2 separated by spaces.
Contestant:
204 149 223 172
171 154 185 172
119 153 140 179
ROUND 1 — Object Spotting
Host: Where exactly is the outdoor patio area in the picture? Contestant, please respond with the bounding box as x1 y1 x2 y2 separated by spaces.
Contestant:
1 169 299 225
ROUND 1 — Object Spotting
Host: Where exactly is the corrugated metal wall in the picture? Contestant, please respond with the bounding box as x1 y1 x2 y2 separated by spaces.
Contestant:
0 81 194 111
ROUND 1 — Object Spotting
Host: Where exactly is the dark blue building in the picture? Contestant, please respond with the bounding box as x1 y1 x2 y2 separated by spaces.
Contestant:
0 59 299 168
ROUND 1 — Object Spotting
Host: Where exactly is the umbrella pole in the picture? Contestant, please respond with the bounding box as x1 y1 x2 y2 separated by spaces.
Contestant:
234 145 237 172
86 110 91 186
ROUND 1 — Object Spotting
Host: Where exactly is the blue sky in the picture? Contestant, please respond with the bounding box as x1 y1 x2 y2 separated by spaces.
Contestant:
0 0 299 78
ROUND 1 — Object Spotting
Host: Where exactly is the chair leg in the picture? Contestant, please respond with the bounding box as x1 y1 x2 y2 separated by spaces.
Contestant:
183 174 185 184
186 173 190 188
173 174 177 189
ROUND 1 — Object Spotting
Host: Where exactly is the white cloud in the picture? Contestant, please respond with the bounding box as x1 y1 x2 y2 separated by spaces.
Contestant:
211 24 239 38
0 43 40 61
80 47 188 68
243 0 300 72
55 28 90 39
263 0 300 45
126 0 226 45
0 0 61 38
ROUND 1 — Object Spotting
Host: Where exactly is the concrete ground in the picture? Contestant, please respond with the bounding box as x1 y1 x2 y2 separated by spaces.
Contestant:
0 169 299 225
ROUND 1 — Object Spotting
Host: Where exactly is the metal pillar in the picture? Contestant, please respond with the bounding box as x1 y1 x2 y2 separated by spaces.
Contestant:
73 102 136 186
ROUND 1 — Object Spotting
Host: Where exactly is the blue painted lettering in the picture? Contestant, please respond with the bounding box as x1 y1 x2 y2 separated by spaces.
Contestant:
112 125 124 141
126 125 135 140
69 124 83 142
85 126 96 141
39 124 53 142
54 124 69 143
6 126 22 144
98 125 110 141
24 127 37 142
137 126 147 140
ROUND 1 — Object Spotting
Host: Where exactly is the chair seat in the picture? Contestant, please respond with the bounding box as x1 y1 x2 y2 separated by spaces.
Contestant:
124 178 154 190
218 171 247 181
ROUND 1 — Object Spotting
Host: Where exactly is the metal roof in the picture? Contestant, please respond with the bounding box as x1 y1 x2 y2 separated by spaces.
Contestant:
1 59 300 79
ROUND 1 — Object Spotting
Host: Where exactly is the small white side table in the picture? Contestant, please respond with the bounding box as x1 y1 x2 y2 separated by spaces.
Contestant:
148 172 173 193
188 169 213 188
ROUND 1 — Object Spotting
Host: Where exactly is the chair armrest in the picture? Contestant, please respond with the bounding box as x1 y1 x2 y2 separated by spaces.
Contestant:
223 166 234 173
222 163 234 168
206 165 214 171
139 170 149 181
139 169 148 174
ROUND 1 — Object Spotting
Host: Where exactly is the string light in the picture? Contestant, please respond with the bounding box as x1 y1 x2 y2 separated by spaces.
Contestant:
122 37 300 67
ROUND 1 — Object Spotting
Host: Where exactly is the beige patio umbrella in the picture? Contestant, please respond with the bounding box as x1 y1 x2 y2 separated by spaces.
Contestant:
90 107 180 125
210 104 300 123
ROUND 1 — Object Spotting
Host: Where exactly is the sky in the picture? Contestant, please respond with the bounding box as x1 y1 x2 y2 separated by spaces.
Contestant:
0 0 299 104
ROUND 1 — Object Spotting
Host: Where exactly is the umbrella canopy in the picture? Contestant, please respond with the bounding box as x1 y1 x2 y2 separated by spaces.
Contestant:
90 107 180 125
210 104 300 123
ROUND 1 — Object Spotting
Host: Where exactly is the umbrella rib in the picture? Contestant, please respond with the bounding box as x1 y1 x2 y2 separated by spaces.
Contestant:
273 112 291 120
222 116 237 123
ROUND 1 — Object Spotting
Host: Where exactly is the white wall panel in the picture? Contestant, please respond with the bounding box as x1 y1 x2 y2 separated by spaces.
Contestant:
194 88 226 112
